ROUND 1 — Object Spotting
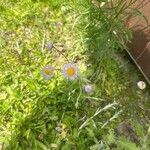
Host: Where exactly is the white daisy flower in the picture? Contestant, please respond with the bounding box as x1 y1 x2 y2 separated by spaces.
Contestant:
42 65 54 80
62 63 79 80
84 84 93 93
137 81 146 90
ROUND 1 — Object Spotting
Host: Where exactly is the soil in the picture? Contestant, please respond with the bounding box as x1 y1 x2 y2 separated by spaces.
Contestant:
126 0 150 83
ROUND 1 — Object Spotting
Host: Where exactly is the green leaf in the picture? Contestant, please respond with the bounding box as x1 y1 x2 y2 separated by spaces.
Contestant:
117 137 140 150
35 140 48 150
61 141 73 150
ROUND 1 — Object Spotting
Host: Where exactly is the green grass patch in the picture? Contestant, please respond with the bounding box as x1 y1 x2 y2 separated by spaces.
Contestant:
0 0 150 149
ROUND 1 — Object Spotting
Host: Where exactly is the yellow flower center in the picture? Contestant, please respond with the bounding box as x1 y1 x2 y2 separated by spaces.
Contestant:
45 68 51 75
67 67 75 77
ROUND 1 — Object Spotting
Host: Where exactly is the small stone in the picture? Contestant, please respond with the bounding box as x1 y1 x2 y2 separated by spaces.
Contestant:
137 81 146 90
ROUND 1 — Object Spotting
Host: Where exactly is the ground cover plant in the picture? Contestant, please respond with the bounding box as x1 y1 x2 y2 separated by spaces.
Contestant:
0 0 150 149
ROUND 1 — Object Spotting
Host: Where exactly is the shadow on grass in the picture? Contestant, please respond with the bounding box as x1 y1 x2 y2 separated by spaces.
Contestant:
3 79 82 149
3 77 111 149
83 0 150 135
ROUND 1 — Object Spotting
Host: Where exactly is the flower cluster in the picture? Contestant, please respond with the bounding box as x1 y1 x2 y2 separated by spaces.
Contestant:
42 63 94 94
42 63 79 80
42 42 94 94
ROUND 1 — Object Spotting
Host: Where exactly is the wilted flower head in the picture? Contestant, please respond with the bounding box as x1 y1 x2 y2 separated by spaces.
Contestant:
51 144 58 149
137 81 146 90
62 63 79 80
55 21 63 27
42 65 54 80
84 84 93 93
47 42 53 50
38 133 44 140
